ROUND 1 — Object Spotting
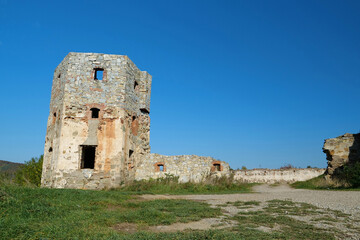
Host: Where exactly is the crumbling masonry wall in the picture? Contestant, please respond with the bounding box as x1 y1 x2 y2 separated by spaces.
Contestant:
135 154 230 183
42 53 151 189
323 133 360 181
42 52 231 190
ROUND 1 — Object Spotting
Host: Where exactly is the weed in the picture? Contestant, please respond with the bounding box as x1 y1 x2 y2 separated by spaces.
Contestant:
231 201 261 208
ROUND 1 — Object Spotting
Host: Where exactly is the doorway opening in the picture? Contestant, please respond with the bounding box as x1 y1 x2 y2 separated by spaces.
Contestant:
81 145 96 169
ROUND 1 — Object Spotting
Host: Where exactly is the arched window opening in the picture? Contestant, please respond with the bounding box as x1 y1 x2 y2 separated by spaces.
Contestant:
91 108 100 119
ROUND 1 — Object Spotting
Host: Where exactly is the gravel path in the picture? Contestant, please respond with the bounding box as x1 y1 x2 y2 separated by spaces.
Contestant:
142 184 360 216
142 184 360 237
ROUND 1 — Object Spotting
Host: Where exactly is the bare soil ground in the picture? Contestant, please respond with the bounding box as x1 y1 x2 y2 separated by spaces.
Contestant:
141 184 360 239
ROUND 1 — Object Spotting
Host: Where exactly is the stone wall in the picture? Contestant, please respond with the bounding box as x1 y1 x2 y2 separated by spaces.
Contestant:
135 153 230 183
41 52 152 189
323 133 360 180
42 52 327 190
233 168 325 184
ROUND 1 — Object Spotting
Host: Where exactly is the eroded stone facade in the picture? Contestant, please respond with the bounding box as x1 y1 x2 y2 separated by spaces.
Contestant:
135 154 230 183
323 133 360 180
41 52 152 189
42 52 230 189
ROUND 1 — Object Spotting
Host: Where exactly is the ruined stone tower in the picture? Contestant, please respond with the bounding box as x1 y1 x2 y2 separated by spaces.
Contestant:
41 52 151 189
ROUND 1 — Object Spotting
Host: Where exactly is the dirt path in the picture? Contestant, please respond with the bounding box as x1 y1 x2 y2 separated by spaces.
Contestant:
142 184 360 215
141 184 360 238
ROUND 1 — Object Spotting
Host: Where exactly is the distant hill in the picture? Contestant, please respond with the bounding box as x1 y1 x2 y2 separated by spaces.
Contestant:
0 160 23 177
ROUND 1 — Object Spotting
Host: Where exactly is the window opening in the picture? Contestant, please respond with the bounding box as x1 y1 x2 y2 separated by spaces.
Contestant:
48 147 53 152
134 80 139 90
58 73 61 78
155 163 165 172
91 108 100 118
81 145 96 169
52 112 57 124
140 108 149 114
129 149 134 158
213 163 221 171
94 68 104 80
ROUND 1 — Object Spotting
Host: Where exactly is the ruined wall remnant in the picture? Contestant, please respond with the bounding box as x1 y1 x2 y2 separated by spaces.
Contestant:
42 53 152 189
42 52 231 189
135 154 230 183
323 133 360 180
233 168 325 184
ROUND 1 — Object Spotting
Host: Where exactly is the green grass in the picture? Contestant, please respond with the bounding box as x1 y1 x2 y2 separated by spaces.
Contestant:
232 213 335 240
227 199 344 239
229 201 261 209
2 183 357 239
291 175 360 190
0 184 221 239
119 175 256 194
264 199 320 216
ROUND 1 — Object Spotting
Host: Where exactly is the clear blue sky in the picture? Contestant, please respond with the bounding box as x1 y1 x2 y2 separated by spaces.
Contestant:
0 0 359 169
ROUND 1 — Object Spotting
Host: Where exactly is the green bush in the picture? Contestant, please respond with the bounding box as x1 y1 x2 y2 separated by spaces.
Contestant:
341 162 360 188
15 155 43 186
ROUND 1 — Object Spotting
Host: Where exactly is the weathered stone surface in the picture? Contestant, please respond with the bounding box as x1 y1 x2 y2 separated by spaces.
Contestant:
41 52 231 190
233 168 325 184
135 154 230 183
323 133 360 180
42 52 152 189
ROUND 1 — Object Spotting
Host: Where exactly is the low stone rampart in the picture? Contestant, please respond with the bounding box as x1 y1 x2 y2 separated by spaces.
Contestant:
135 153 230 183
233 168 325 183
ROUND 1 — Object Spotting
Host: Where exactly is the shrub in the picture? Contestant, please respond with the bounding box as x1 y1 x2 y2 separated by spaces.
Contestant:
280 164 295 170
291 175 330 189
15 155 43 187
241 166 247 170
340 162 360 188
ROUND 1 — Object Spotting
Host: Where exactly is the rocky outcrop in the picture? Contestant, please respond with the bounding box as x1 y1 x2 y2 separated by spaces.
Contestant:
323 133 360 180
